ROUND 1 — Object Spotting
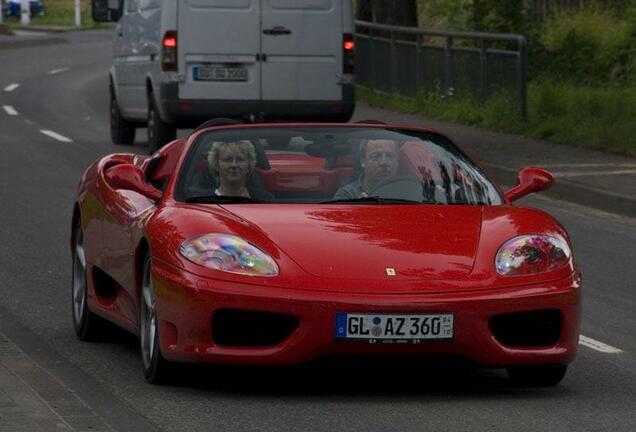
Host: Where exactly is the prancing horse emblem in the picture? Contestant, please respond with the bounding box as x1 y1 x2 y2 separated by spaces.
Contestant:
386 268 396 276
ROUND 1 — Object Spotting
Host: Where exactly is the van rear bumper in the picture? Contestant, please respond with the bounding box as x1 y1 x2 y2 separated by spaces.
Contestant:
158 83 355 127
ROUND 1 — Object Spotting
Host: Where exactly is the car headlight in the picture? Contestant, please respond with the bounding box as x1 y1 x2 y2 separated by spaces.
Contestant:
180 234 279 277
495 234 571 276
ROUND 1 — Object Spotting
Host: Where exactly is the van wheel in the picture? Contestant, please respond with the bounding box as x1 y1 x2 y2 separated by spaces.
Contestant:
147 94 176 153
110 87 136 145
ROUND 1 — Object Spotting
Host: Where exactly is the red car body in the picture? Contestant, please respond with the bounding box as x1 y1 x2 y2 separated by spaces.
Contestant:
71 123 581 384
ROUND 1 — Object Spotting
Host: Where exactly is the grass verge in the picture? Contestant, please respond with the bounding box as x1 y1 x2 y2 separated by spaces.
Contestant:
358 82 636 157
2 0 96 27
0 23 13 35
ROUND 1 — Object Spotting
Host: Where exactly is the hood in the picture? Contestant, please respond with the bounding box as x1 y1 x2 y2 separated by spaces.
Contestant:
223 205 483 281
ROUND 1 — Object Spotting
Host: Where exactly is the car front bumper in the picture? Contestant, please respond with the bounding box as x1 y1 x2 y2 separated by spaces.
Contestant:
152 259 581 368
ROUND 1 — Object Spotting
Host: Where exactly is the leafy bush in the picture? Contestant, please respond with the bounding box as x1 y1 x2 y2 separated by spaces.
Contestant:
540 8 630 83
614 5 636 82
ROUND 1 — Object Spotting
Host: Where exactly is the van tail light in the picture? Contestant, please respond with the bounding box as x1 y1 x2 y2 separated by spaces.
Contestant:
343 33 355 75
162 31 178 72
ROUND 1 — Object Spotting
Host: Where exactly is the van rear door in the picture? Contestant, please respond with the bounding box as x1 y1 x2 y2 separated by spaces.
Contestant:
260 0 342 101
177 0 260 101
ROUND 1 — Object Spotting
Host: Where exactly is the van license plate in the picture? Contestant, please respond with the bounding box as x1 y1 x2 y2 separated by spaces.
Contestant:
194 66 247 82
335 313 453 342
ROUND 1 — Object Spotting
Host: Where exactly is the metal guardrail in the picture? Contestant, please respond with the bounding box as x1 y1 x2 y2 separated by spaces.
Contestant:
355 20 528 117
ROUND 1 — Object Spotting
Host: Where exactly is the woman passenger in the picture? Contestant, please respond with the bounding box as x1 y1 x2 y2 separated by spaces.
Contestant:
207 140 256 197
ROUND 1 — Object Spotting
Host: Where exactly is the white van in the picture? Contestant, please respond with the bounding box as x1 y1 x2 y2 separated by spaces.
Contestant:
92 0 356 151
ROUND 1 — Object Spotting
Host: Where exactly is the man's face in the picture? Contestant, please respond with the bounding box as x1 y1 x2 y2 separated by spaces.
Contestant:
361 139 398 188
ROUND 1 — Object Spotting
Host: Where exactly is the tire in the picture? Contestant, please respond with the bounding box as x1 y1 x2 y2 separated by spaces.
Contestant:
140 253 171 384
72 222 105 341
147 93 176 153
110 85 136 145
507 365 568 387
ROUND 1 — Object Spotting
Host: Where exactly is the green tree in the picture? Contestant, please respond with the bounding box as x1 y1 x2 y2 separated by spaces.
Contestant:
469 0 528 34
356 0 418 26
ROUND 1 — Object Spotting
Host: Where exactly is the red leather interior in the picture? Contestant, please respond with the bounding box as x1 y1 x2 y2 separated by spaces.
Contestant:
256 154 352 193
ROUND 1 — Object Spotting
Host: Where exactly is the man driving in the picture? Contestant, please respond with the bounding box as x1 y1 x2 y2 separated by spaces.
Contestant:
333 139 399 199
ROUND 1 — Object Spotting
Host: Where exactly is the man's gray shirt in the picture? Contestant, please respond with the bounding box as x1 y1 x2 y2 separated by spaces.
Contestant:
333 177 364 199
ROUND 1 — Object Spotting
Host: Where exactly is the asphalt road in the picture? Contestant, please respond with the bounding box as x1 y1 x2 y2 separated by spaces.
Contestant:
0 30 635 432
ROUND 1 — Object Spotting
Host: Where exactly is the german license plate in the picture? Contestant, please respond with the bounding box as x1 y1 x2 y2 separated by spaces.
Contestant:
193 65 247 81
335 313 453 343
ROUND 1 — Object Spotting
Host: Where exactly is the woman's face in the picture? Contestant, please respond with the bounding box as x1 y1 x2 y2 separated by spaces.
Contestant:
218 144 250 184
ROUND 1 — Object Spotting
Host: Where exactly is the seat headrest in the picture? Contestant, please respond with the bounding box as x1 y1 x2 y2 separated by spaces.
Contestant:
399 141 439 180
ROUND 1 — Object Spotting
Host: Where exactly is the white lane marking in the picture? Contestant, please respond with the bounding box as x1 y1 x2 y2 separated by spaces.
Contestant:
48 68 70 75
3 105 19 116
4 83 19 92
554 170 636 178
579 335 623 353
40 130 73 143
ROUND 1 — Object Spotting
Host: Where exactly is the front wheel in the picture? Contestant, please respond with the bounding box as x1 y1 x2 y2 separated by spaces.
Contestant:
147 94 176 153
72 222 105 341
140 253 171 384
507 365 568 387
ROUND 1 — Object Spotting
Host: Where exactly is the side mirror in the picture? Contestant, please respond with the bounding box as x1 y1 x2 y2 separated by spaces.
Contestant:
91 0 122 22
504 167 554 202
105 164 163 202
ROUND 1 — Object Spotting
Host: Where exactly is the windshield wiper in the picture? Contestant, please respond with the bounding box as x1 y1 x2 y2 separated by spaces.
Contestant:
320 196 421 205
184 195 268 204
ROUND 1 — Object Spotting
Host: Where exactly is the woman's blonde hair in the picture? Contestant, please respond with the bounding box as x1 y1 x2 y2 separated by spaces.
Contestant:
207 140 256 177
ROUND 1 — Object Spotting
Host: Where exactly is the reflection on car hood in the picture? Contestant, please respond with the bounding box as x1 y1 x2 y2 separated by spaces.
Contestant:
224 205 482 281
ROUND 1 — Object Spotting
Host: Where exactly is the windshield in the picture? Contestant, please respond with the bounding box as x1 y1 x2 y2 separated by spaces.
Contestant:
175 126 503 205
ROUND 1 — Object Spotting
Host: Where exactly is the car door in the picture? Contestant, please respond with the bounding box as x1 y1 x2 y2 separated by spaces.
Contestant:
97 164 157 327
178 0 261 101
260 0 343 101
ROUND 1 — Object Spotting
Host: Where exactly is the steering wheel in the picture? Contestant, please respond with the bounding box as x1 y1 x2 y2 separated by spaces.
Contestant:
369 175 425 202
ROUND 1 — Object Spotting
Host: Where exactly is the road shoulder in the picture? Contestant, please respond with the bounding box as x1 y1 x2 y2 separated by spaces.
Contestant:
0 307 158 432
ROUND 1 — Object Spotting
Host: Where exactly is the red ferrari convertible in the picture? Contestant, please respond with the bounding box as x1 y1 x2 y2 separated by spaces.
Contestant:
71 121 581 385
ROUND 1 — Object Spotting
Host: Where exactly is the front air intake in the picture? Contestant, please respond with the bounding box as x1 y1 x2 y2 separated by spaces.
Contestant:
212 309 298 347
489 309 562 347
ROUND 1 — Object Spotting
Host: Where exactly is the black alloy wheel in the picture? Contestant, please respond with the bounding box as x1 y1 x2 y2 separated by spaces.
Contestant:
72 222 104 340
147 93 176 153
140 253 171 384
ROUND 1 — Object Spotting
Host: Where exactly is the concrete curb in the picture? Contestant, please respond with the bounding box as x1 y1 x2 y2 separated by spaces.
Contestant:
0 330 95 431
484 162 636 218
0 306 159 432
